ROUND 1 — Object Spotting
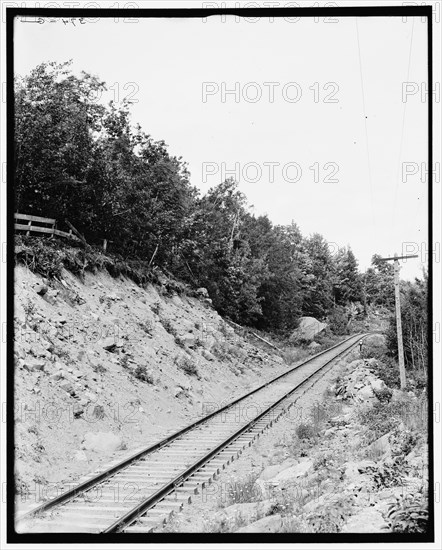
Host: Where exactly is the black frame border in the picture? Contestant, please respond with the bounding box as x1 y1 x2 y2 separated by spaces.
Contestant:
6 4 434 545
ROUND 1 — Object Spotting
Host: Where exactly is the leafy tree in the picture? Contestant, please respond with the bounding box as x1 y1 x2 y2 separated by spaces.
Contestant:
386 273 428 376
364 254 395 308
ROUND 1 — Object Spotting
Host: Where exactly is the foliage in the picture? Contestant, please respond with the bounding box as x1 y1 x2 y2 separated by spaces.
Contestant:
15 61 403 333
133 365 154 384
387 490 429 533
176 356 199 377
307 494 355 532
295 423 316 441
386 274 428 376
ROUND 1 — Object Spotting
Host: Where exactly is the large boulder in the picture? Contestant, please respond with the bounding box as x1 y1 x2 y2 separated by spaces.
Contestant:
291 317 327 342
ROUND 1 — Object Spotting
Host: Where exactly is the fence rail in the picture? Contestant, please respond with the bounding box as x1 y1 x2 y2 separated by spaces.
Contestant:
14 213 81 242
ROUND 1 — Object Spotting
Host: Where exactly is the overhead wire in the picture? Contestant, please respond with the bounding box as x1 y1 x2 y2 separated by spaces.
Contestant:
355 17 376 239
392 16 416 237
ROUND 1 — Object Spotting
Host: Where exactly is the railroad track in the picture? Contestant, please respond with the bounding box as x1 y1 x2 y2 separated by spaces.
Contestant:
17 332 368 534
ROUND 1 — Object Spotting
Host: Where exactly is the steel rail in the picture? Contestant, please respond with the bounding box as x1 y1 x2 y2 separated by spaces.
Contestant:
104 332 368 533
17 332 366 524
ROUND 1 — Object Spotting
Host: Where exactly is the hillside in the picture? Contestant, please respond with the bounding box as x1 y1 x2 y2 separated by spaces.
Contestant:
14 261 292 513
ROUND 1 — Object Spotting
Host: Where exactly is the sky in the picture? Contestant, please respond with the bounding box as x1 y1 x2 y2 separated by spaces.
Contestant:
13 12 429 280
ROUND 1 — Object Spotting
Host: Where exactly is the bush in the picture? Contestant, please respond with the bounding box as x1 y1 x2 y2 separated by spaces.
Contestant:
176 356 199 377
371 357 400 389
328 306 349 336
357 401 404 443
133 365 154 383
295 423 316 441
387 490 429 533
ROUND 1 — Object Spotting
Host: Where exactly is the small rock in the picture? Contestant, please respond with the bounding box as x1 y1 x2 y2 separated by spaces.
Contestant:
174 386 185 398
49 370 66 382
201 350 216 362
22 360 46 372
102 337 123 352
35 283 48 296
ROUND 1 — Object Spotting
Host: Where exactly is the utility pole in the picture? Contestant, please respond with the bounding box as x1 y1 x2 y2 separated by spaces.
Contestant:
378 253 418 389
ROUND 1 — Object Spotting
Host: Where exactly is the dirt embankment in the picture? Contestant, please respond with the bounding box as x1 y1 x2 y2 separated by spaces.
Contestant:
14 265 287 511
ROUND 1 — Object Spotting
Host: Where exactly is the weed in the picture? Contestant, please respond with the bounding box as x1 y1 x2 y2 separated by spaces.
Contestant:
92 363 107 375
138 320 153 336
307 494 355 532
387 489 429 533
174 336 186 348
151 301 161 315
133 365 154 384
160 317 177 337
223 473 262 506
176 356 199 377
23 299 36 322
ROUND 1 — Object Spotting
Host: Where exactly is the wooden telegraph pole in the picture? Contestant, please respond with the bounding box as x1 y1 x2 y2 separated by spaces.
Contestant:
378 253 418 389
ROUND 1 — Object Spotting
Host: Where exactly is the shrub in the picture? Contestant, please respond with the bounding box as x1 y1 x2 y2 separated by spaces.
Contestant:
283 347 310 365
160 317 177 337
307 494 355 532
295 423 316 441
176 356 199 377
174 336 186 348
365 457 407 489
133 365 154 384
387 490 429 533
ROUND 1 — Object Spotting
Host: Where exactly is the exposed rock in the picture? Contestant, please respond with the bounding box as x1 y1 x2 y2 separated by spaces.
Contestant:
341 508 389 533
217 500 275 526
270 460 313 483
174 386 185 398
73 450 88 461
34 283 48 296
22 360 46 372
102 337 123 352
196 288 209 299
201 349 216 362
236 514 283 533
59 380 75 394
259 459 297 481
367 433 392 457
308 341 321 352
291 317 327 342
81 431 123 453
49 370 66 382
356 385 377 402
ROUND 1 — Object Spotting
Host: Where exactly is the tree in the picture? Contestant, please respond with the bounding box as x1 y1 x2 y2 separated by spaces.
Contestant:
386 273 428 376
364 254 395 308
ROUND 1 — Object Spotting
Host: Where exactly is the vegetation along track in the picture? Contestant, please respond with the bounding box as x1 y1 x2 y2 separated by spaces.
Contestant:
17 333 369 534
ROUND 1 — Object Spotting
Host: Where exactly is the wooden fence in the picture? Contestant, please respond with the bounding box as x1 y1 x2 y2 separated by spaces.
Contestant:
14 213 81 242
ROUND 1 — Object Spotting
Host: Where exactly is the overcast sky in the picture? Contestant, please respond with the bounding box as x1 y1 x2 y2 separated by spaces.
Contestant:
14 13 429 279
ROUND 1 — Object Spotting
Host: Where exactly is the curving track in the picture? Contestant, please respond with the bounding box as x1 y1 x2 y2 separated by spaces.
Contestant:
17 333 368 534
